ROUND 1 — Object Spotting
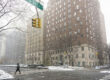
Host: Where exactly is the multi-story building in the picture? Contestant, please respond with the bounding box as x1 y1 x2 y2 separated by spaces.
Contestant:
3 30 25 64
97 13 109 65
0 37 6 64
108 45 110 64
25 12 44 65
44 0 108 67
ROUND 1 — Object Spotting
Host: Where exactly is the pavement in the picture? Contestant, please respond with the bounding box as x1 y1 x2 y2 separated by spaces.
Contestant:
1 66 110 80
14 70 108 80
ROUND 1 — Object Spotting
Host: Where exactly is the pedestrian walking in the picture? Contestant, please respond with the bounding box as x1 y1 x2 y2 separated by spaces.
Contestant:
15 63 21 75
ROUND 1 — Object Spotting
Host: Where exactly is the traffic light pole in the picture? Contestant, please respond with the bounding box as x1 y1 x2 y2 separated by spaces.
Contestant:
35 7 39 18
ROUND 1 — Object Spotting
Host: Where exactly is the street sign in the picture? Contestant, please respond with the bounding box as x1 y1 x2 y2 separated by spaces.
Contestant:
26 0 43 10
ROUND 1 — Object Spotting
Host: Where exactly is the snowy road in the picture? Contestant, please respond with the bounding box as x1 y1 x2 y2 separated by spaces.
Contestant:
14 70 108 80
0 66 110 80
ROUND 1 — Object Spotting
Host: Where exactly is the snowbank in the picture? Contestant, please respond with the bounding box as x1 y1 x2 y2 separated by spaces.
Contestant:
71 66 84 70
48 66 74 71
0 64 28 68
95 65 109 70
48 66 84 71
0 70 14 79
0 65 16 67
100 71 110 73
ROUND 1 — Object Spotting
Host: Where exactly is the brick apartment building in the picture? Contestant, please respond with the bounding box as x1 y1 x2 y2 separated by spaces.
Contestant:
44 0 109 67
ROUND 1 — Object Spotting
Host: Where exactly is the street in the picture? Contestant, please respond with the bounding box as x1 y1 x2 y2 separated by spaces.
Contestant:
0 66 108 80
14 70 109 80
1 66 110 80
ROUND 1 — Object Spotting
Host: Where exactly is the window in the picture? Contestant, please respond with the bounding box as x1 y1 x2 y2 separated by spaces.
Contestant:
74 32 77 35
81 46 84 51
64 2 66 6
79 9 82 13
82 61 85 67
64 12 66 16
68 9 71 13
76 54 78 58
65 56 67 59
64 22 67 26
82 54 85 58
68 3 71 8
80 22 83 25
56 57 58 60
89 54 91 59
78 62 80 66
68 0 71 3
92 55 94 59
76 17 80 21
86 28 88 33
78 29 80 33
76 5 79 10
74 12 76 16
68 14 72 18
81 34 83 37
73 1 76 5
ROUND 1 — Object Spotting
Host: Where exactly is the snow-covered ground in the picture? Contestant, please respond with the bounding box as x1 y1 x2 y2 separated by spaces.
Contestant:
95 65 109 70
100 71 110 73
48 66 84 71
0 70 14 79
0 64 28 68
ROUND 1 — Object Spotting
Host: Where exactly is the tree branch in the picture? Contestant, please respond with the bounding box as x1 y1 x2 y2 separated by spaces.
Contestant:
0 0 9 13
0 11 10 18
0 13 21 29
0 27 28 33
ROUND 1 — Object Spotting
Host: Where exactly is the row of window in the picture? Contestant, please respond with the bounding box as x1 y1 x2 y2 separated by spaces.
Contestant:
46 32 95 42
50 53 97 61
51 61 98 67
46 46 96 54
77 61 98 67
27 60 42 65
76 54 97 59
46 1 96 21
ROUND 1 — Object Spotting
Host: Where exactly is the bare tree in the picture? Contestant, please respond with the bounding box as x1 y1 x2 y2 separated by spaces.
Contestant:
0 0 33 33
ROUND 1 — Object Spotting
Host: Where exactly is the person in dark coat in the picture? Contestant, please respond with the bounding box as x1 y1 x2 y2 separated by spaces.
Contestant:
15 63 21 74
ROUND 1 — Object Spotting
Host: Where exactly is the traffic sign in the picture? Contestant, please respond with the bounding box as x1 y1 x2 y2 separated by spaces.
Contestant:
26 0 43 10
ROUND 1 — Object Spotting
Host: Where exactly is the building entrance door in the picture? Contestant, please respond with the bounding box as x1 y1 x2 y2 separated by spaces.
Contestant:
59 55 63 65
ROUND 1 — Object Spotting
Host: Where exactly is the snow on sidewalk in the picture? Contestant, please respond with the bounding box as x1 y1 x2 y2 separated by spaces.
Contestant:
48 66 74 71
100 70 110 73
0 70 14 79
48 66 84 71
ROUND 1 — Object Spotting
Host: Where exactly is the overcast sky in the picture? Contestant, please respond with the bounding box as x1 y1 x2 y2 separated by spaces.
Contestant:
99 0 110 44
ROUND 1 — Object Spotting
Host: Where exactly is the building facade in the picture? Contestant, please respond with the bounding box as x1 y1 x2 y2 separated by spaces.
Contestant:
2 30 25 64
0 36 6 64
44 0 108 67
97 13 109 65
25 12 44 65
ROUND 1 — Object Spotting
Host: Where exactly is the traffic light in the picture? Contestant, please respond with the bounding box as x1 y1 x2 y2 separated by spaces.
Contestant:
32 18 37 27
32 18 41 28
38 18 41 28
